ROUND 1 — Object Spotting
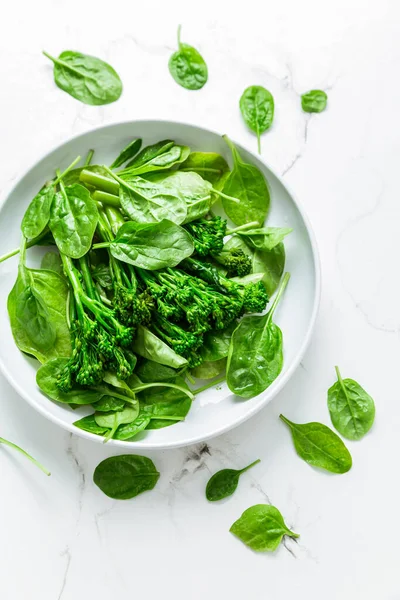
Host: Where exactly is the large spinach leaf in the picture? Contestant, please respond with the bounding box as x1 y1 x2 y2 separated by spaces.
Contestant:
168 25 208 90
230 504 299 552
43 50 122 105
239 86 274 153
94 220 194 270
328 366 375 440
279 414 352 474
49 182 98 258
222 136 270 226
93 455 160 499
206 459 260 501
227 273 289 398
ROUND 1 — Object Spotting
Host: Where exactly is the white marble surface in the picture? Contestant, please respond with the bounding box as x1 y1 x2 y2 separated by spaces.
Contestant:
1 2 399 598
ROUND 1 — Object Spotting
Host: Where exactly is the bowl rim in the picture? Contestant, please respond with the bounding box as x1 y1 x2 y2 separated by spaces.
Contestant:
0 118 321 449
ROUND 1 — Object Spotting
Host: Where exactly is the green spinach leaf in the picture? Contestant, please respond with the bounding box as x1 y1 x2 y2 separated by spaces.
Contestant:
222 135 270 226
94 220 194 270
230 504 299 552
120 140 190 175
301 90 327 113
93 455 160 499
206 459 260 501
110 138 142 169
40 252 63 275
191 358 226 379
73 414 108 436
49 182 98 258
136 360 184 382
179 151 229 187
93 396 126 412
279 414 352 474
239 86 274 153
328 366 375 440
168 25 208 90
95 406 139 442
132 325 188 368
234 226 292 252
200 323 236 362
43 50 122 105
227 273 290 398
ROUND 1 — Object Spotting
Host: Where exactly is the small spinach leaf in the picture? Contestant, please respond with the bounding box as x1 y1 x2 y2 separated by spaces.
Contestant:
93 455 160 499
113 413 152 440
43 50 122 105
239 86 274 153
168 25 208 90
136 360 184 382
96 220 194 270
230 504 299 552
73 414 108 436
95 406 139 442
279 414 352 474
179 151 229 186
200 323 236 362
222 136 270 227
110 138 142 169
191 358 226 379
301 90 327 113
132 325 188 368
234 226 292 252
21 186 55 240
121 140 190 175
327 366 375 440
206 459 260 501
227 273 290 398
49 182 98 258
93 396 126 412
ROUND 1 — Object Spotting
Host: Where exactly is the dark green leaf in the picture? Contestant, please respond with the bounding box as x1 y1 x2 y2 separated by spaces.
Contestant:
113 413 152 440
206 459 260 501
327 366 375 440
227 273 290 398
121 141 190 175
106 220 194 270
168 25 208 90
93 455 160 499
40 252 63 275
301 90 327 113
49 183 98 258
222 136 270 227
110 138 142 169
95 406 139 442
200 323 236 362
37 358 103 405
21 185 55 240
236 226 292 252
230 504 299 552
43 50 122 105
279 414 352 474
239 86 274 153
93 396 126 412
136 360 184 382
132 325 187 368
73 414 108 436
179 152 229 186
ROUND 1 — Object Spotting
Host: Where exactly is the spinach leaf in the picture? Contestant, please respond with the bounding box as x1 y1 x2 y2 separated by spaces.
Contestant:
0 437 50 476
301 90 327 113
132 325 187 368
93 455 160 499
206 459 260 501
191 358 226 379
179 152 229 186
141 382 192 429
95 406 139 442
230 504 299 552
113 413 152 440
234 226 292 252
239 86 274 154
93 396 126 412
91 263 113 290
102 371 137 399
49 182 98 258
43 50 122 105
120 140 190 175
200 323 236 362
40 252 63 276
110 138 142 169
227 273 290 398
94 220 194 270
222 135 270 226
21 156 81 239
279 414 352 474
328 366 375 440
37 358 103 405
73 414 108 436
136 360 184 382
168 25 208 90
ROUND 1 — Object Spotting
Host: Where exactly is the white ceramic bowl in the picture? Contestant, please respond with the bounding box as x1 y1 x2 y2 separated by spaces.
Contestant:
0 120 320 449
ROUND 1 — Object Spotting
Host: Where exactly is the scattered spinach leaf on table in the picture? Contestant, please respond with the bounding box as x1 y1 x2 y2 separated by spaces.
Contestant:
222 135 270 226
328 366 375 440
93 455 160 499
239 86 274 154
168 25 208 90
230 504 299 552
279 414 352 474
227 273 290 398
206 459 260 501
301 90 327 113
43 50 122 105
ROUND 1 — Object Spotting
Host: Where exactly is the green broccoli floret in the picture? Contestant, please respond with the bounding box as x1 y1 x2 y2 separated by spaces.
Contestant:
213 248 252 277
184 216 227 257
